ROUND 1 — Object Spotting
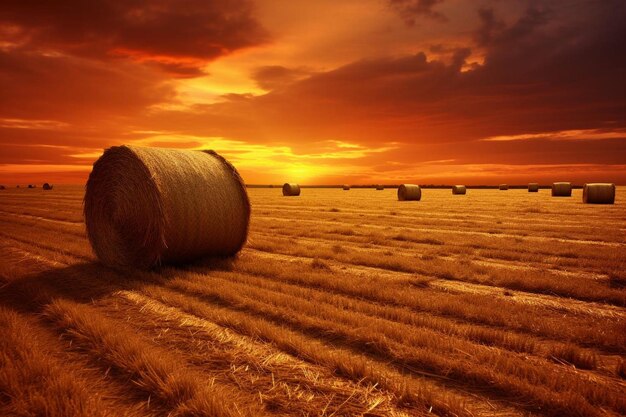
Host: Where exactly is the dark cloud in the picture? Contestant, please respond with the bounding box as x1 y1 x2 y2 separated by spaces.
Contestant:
387 0 447 25
0 0 268 162
216 0 624 143
0 49 174 121
474 7 505 46
478 5 553 47
0 0 268 74
139 0 626 176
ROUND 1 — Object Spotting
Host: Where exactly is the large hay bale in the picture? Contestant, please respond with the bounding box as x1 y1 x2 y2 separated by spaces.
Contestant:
452 185 466 195
499 184 508 190
528 183 539 192
342 184 350 190
282 183 300 196
84 146 250 269
583 183 615 204
397 184 421 201
551 182 572 197
376 185 384 190
43 183 53 190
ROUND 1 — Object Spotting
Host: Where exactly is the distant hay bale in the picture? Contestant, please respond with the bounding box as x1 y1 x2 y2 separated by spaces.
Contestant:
84 145 250 269
499 184 508 190
528 183 539 192
43 183 53 190
376 185 384 190
342 184 350 190
397 184 421 201
583 183 615 204
452 185 466 195
0 185 5 190
27 184 36 189
551 182 572 197
282 183 301 196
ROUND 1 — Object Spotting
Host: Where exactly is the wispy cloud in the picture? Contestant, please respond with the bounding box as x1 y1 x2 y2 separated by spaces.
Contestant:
0 118 69 130
481 129 626 142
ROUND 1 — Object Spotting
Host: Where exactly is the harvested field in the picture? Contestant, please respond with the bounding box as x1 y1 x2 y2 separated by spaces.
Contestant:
1 186 625 417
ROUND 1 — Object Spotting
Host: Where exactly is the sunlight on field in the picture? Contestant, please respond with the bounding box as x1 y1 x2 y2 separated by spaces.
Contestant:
1 186 625 417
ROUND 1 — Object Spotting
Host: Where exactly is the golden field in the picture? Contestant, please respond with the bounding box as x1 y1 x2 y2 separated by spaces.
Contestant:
0 186 625 417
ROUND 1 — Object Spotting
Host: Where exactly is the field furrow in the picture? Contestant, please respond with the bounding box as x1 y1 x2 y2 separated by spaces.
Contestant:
1 186 625 417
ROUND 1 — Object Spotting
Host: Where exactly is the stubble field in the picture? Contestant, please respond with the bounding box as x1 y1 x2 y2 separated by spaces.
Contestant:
0 186 625 417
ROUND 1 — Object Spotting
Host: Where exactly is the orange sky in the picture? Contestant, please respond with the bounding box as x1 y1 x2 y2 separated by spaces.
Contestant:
1 0 625 185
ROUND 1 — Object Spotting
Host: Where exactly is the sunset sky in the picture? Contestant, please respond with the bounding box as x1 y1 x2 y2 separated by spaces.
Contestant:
1 0 624 185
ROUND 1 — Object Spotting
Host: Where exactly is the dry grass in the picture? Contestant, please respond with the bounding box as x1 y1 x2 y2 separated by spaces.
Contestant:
114 291 405 417
43 299 261 417
0 306 111 417
617 359 626 379
311 258 332 271
248 233 626 306
608 271 626 288
547 344 598 369
139 285 470 417
166 272 625 416
1 186 625 417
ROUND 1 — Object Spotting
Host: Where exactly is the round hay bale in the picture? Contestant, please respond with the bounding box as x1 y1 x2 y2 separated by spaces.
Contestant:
528 183 539 192
27 184 36 188
342 184 350 190
583 183 615 204
499 184 508 190
43 183 53 190
398 184 421 201
282 183 300 196
0 185 5 190
84 146 250 269
452 185 466 195
551 182 572 197
376 185 384 190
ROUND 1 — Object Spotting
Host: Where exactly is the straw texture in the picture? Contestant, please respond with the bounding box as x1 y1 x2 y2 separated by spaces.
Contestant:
583 183 615 204
397 184 421 201
452 185 466 195
84 146 250 269
499 184 508 190
282 183 301 196
43 183 53 190
552 182 572 197
528 183 539 192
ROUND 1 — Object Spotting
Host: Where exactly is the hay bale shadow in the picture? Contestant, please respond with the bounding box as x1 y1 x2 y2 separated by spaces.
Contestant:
0 257 237 314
